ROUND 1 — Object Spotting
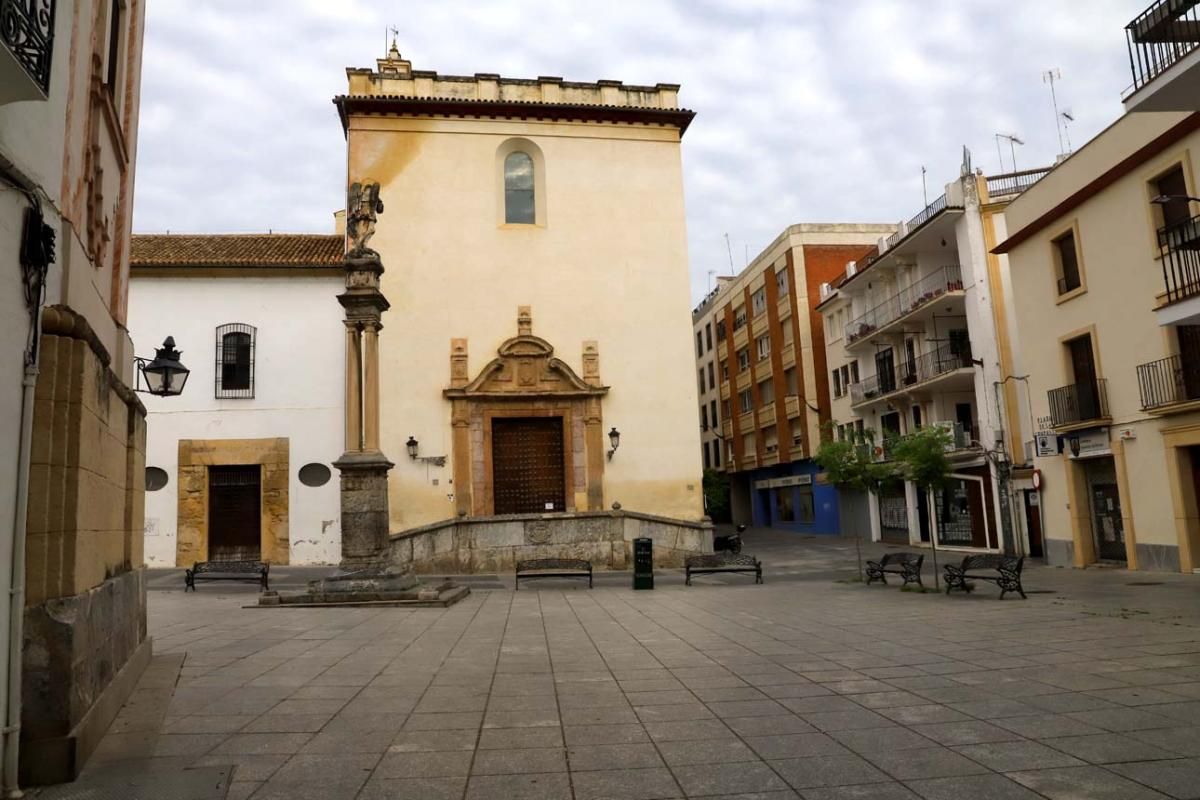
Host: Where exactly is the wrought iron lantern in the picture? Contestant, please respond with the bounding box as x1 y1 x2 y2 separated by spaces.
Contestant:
406 436 419 459
607 427 621 461
1068 435 1081 458
136 337 190 396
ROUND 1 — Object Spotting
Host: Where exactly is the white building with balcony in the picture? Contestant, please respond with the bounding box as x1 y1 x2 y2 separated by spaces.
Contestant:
817 161 1049 556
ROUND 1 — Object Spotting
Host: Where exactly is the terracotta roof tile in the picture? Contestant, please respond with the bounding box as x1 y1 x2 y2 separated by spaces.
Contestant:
131 234 344 268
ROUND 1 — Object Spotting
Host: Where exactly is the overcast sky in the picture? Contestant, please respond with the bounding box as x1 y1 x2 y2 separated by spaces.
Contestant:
133 0 1141 303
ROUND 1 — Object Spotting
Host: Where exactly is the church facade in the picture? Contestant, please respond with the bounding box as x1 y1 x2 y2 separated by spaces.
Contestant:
335 46 706 545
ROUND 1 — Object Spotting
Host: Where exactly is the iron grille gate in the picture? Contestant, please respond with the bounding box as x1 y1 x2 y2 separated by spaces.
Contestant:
491 417 566 514
208 465 261 561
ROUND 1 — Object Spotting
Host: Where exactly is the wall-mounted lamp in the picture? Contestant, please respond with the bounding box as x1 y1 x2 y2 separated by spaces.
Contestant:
607 427 621 461
1068 435 1081 458
134 337 190 396
405 435 447 466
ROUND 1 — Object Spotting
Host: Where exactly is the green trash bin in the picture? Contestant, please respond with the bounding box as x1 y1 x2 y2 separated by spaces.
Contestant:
633 537 654 590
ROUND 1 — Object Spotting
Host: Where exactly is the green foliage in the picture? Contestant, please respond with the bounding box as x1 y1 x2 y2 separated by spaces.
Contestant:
887 425 955 492
814 424 895 493
702 468 731 523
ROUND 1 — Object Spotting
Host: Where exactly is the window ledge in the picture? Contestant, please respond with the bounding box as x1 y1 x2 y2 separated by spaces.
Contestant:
1055 285 1087 305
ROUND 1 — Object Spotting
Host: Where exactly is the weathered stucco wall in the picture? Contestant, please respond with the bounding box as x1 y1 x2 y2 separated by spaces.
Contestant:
129 275 345 565
389 511 714 574
349 114 705 531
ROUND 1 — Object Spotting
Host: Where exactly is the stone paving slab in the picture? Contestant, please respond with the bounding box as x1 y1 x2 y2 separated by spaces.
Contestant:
33 532 1200 798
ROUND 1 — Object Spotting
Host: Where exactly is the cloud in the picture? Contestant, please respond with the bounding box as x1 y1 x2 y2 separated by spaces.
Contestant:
132 0 1140 301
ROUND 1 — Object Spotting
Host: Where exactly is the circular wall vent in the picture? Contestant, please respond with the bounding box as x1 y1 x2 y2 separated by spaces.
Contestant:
299 463 332 487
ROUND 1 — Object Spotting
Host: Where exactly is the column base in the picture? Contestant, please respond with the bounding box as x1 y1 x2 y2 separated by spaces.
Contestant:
333 450 394 566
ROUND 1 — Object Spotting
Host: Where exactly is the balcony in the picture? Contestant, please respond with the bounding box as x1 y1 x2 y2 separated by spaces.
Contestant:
1138 354 1200 411
1155 213 1200 324
780 343 795 366
1 0 55 104
759 404 776 426
1124 0 1200 112
1048 379 1111 430
784 395 801 419
845 265 964 346
850 341 975 407
985 168 1052 199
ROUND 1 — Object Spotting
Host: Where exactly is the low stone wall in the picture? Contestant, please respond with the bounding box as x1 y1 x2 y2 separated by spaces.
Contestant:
388 511 713 574
21 567 149 784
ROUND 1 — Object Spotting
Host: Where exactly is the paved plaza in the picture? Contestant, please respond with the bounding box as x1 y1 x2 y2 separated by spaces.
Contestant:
36 533 1200 799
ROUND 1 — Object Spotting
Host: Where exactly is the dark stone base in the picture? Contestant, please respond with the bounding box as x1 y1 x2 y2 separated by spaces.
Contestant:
1135 543 1181 573
334 451 394 565
258 578 469 608
20 568 150 785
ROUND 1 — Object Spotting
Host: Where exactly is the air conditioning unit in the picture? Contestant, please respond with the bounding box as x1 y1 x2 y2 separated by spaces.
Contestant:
766 444 778 453
845 262 858 278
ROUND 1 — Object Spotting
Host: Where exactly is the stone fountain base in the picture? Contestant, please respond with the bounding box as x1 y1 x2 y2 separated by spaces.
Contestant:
257 563 469 608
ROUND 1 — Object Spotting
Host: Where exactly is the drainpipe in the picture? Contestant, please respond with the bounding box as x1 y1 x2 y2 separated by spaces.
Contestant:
2 160 50 798
3 362 37 799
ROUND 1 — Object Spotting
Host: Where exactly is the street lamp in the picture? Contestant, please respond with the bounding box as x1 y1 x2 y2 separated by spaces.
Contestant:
1151 194 1200 205
135 337 189 396
607 427 621 461
406 436 419 459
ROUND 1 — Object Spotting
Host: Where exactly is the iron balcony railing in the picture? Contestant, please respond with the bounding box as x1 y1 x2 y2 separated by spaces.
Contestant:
986 168 1052 199
850 341 974 405
1048 379 1110 428
1125 0 1200 95
1157 212 1200 304
1 0 55 94
1137 354 1200 409
845 265 964 344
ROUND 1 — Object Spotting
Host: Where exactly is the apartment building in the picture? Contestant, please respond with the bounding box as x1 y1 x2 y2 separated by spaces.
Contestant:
817 163 1048 556
990 0 1200 573
693 225 892 531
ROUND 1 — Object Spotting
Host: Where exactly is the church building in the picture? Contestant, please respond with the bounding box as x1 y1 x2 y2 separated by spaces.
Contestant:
334 45 706 561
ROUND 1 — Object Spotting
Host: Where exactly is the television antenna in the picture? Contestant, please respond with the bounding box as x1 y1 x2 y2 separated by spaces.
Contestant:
724 233 735 275
1043 68 1066 156
921 165 928 207
994 133 1025 173
1060 109 1075 154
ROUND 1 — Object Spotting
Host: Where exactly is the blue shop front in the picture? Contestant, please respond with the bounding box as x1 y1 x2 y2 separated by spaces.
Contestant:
747 460 840 534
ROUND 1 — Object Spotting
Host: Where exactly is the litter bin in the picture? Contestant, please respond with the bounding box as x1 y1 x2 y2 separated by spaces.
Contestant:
633 537 654 590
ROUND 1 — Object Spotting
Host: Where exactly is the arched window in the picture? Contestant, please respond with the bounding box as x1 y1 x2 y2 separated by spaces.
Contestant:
215 323 256 398
504 151 535 224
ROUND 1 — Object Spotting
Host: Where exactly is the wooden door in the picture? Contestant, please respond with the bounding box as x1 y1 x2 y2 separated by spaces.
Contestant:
1024 490 1044 559
207 465 261 561
491 417 566 514
1068 335 1100 419
1179 326 1200 401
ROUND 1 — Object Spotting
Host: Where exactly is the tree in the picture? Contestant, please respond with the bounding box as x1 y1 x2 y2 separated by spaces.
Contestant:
702 468 731 523
814 425 896 580
888 425 955 588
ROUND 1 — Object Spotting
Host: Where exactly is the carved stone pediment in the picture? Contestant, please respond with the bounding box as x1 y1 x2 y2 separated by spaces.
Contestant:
445 336 606 398
444 311 607 399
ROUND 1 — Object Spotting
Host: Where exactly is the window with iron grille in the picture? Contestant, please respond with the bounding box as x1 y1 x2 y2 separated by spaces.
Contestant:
215 323 256 398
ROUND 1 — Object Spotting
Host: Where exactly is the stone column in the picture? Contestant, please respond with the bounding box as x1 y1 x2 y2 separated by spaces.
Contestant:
344 322 362 452
363 320 381 452
334 242 393 567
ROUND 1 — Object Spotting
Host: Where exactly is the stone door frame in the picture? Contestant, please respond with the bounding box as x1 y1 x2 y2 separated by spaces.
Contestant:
445 308 608 518
176 437 290 565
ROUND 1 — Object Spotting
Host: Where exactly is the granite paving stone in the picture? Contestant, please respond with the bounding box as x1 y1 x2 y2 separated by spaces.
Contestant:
1008 764 1174 799
863 747 989 780
1106 757 1200 799
670 761 792 796
66 535 1200 800
904 773 1046 800
571 766 683 799
768 753 891 789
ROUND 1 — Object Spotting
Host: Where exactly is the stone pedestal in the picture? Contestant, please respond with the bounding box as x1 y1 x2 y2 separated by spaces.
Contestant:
333 451 394 566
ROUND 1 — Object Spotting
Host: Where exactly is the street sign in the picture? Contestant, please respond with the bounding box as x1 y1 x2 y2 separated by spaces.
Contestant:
1035 432 1059 457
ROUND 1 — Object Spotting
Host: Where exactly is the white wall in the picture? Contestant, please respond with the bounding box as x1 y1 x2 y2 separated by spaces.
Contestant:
127 275 345 565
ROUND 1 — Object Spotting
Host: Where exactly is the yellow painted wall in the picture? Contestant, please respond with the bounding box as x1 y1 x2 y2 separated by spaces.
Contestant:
348 116 704 529
1005 112 1200 568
